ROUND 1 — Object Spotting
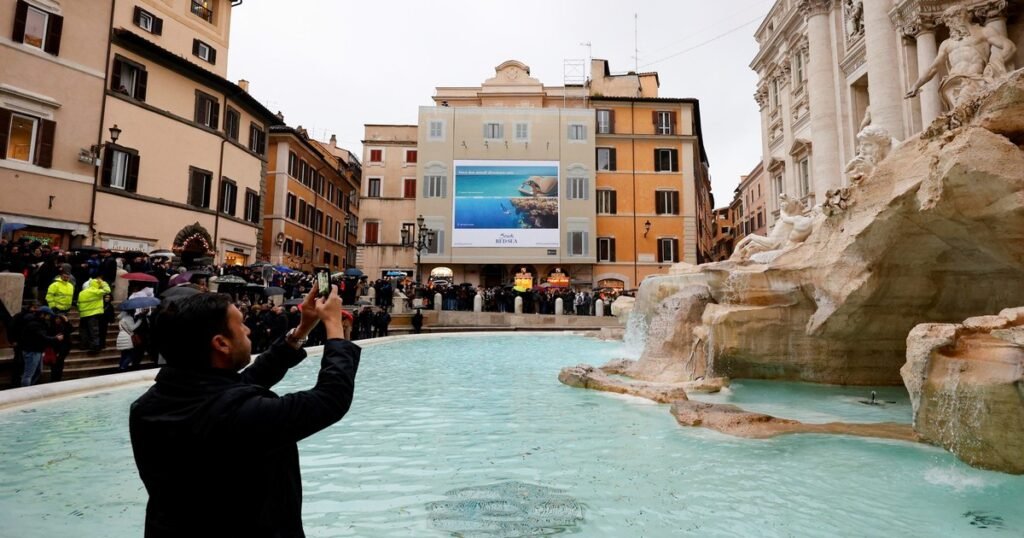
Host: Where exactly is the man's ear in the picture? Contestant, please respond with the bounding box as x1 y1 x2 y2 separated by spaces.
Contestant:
211 333 231 356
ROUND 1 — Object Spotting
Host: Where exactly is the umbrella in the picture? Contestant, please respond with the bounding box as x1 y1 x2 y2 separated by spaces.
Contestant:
149 249 174 259
385 270 407 277
120 296 161 310
120 250 147 260
344 268 364 277
246 283 265 289
250 261 271 268
265 286 286 296
274 265 296 273
123 272 159 283
160 285 202 300
213 275 247 285
331 271 346 279
169 271 196 286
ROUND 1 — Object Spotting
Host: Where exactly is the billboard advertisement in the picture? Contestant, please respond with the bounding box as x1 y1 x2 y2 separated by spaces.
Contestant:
452 160 560 248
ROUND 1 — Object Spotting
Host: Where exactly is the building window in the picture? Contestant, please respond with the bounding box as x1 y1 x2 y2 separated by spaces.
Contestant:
195 92 219 129
4 112 35 163
596 109 613 134
568 124 587 141
657 238 679 263
111 57 148 101
100 146 139 192
369 149 382 163
596 148 616 171
425 175 445 198
799 157 811 197
242 189 258 223
365 221 379 244
248 123 265 155
298 199 307 225
405 150 417 164
367 178 381 198
133 7 162 34
323 251 331 265
425 229 444 255
192 39 216 64
334 221 342 241
288 152 298 177
294 240 304 257
567 177 588 201
13 2 62 55
283 238 293 255
428 120 444 140
771 78 780 109
756 210 764 231
514 122 529 141
286 193 297 219
655 190 680 215
224 107 240 141
190 0 214 23
568 231 588 257
325 215 333 237
773 174 783 207
793 52 804 89
483 122 503 140
404 178 417 199
188 168 213 208
333 254 340 268
655 111 674 135
654 148 679 172
596 190 617 215
597 237 616 262
219 179 237 216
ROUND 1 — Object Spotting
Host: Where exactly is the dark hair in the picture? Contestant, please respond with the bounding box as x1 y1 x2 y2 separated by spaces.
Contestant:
156 293 232 368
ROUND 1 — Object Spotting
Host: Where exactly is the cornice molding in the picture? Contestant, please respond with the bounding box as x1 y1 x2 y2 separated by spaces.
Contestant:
798 0 834 18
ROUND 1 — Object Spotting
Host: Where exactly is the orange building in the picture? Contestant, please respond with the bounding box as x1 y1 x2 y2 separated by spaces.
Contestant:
732 162 767 239
263 126 359 272
710 206 736 261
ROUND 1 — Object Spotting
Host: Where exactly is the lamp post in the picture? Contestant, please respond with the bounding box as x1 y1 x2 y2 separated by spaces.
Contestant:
401 214 435 285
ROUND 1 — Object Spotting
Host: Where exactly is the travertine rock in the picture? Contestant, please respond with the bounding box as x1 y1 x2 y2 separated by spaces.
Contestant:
901 309 1024 474
557 365 688 403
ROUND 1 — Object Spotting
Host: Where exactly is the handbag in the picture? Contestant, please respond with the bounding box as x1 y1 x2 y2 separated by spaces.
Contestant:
131 333 144 348
43 347 57 366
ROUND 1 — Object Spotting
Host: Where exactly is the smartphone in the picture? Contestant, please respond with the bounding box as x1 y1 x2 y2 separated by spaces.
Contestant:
316 269 330 299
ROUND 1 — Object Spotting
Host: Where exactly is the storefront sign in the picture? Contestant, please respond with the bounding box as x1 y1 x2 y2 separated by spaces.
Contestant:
547 268 569 287
514 267 533 289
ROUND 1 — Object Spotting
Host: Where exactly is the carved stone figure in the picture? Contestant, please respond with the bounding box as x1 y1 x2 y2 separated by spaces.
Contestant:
906 5 1017 109
730 194 815 261
821 187 852 216
844 125 896 184
845 0 864 39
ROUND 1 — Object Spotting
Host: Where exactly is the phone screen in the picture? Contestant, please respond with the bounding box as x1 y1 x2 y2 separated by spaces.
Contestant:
316 270 330 298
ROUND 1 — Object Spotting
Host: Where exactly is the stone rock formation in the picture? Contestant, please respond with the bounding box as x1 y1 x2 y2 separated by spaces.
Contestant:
617 69 1024 387
901 307 1024 474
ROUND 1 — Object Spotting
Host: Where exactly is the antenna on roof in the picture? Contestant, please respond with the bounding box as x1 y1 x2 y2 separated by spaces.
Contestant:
634 13 639 73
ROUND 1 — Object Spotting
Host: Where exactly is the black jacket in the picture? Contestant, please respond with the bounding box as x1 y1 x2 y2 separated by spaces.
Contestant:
18 315 59 352
129 338 360 537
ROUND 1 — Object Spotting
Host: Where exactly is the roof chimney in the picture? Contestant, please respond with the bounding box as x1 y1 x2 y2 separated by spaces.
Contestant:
329 134 337 148
238 79 249 92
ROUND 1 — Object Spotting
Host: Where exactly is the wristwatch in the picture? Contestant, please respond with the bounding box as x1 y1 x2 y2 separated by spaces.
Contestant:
285 328 307 349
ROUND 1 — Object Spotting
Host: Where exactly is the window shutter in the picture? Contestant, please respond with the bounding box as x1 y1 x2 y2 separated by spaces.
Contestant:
192 39 200 56
110 58 123 93
657 240 664 263
133 6 142 25
194 95 203 124
610 238 616 262
35 119 55 168
101 147 113 187
189 171 201 206
12 1 28 43
610 191 617 214
0 108 11 160
651 110 658 128
230 186 237 215
654 149 662 172
441 177 447 198
126 153 140 192
422 176 430 197
582 178 589 201
136 69 148 101
210 101 219 130
582 232 589 256
43 13 62 55
202 174 211 208
670 111 677 135
608 110 615 133
152 16 163 35
671 149 679 172
434 230 445 254
209 47 217 64
673 239 680 262
672 191 680 214
610 148 617 171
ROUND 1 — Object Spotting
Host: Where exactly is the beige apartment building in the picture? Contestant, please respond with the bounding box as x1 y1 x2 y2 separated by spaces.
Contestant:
0 0 112 249
264 128 360 272
709 206 736 261
416 60 596 288
91 0 277 263
732 161 768 238
752 0 1022 225
357 124 419 281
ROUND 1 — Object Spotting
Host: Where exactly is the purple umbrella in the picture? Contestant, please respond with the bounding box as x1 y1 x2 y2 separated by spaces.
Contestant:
168 271 193 286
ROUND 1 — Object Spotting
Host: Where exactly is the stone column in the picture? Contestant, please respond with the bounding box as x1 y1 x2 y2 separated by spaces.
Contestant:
914 28 942 124
863 0 906 138
433 292 442 312
801 0 842 199
555 297 564 316
514 296 523 314
473 293 482 313
595 299 605 317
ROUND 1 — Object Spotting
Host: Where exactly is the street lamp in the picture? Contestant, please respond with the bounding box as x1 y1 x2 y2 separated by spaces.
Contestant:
401 214 435 284
109 124 122 145
643 220 652 238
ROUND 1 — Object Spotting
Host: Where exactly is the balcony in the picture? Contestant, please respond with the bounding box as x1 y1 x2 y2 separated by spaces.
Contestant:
191 0 213 23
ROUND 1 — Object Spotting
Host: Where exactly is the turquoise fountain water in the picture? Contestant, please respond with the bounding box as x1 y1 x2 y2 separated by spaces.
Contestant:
1 334 1022 536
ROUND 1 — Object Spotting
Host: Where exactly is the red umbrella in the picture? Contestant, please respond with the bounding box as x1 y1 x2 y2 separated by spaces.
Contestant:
122 272 159 282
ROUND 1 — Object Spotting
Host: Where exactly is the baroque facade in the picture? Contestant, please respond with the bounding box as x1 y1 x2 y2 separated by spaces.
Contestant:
752 0 1022 224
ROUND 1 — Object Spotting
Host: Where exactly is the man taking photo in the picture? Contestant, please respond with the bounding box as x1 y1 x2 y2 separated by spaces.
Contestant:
129 285 359 537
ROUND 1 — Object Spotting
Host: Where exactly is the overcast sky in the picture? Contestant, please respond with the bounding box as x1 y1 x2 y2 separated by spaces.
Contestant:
227 0 774 206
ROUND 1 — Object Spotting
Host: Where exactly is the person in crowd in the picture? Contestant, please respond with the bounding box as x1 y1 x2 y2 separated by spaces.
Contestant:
98 294 117 351
412 308 424 334
78 276 111 355
19 306 63 386
49 313 74 382
374 308 391 338
129 286 359 537
45 270 74 316
267 305 290 344
7 302 37 385
117 310 143 371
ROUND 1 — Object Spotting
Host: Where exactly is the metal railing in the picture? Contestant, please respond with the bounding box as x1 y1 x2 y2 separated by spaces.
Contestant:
191 0 213 23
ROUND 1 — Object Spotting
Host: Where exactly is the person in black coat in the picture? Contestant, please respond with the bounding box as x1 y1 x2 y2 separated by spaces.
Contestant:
411 308 423 334
129 286 359 538
50 314 74 382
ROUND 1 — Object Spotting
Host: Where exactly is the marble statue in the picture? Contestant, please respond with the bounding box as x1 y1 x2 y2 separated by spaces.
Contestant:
906 5 1017 109
844 125 896 184
730 194 815 261
844 0 864 40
